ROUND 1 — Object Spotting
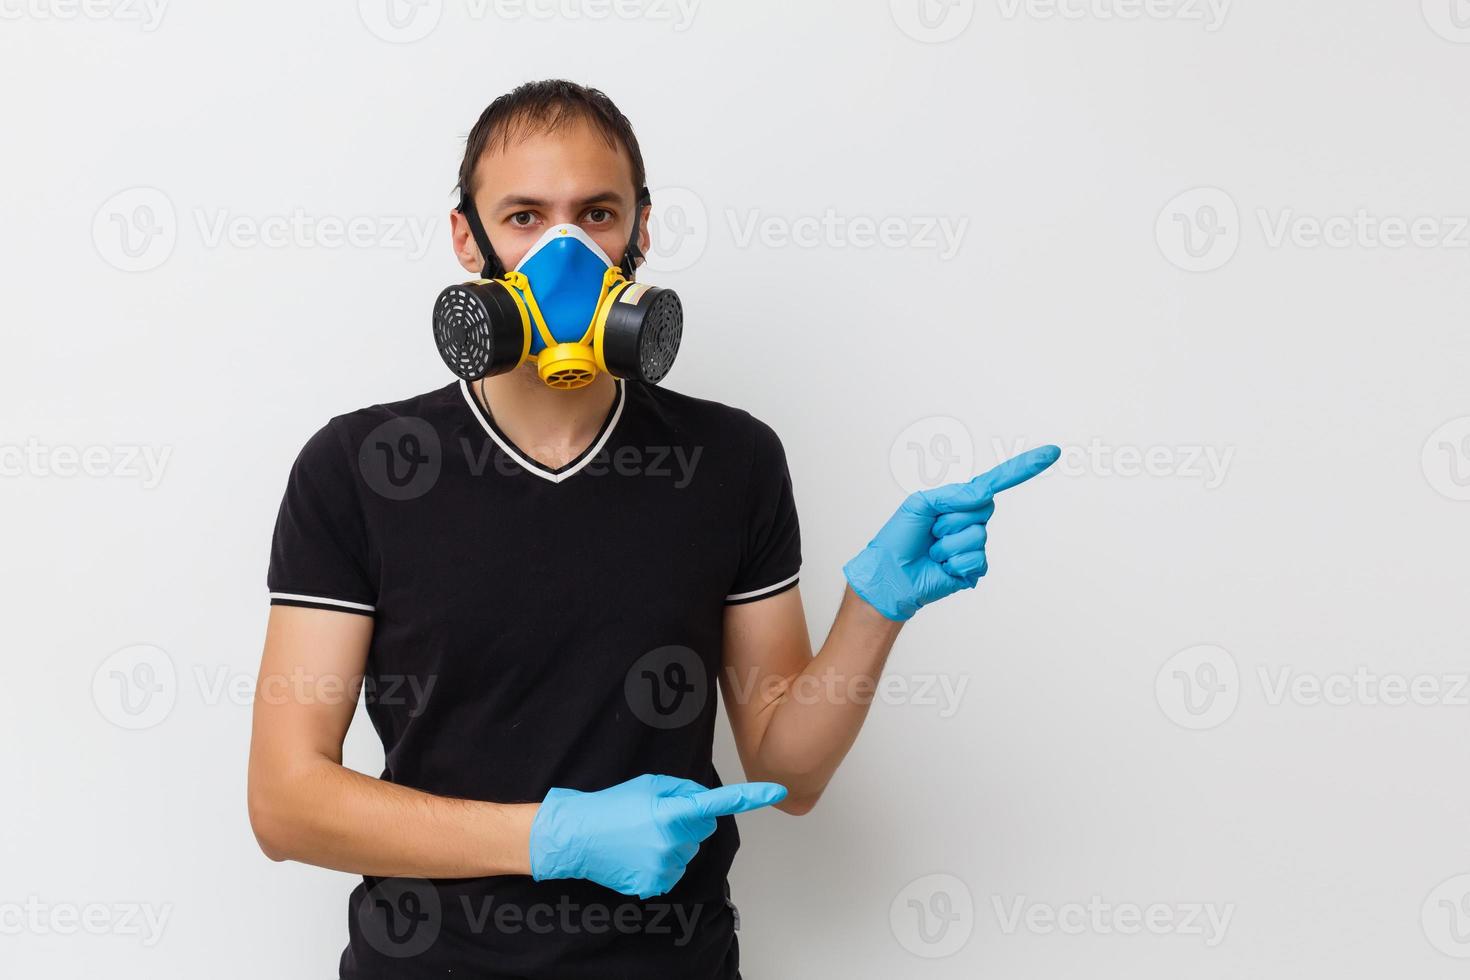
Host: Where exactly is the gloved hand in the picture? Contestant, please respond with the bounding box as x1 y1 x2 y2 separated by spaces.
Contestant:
529 774 787 899
843 445 1060 621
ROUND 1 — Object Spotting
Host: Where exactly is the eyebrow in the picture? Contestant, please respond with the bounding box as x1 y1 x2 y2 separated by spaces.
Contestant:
491 190 628 212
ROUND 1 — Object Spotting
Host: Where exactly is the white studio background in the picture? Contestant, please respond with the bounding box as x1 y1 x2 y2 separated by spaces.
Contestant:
3 1 1469 977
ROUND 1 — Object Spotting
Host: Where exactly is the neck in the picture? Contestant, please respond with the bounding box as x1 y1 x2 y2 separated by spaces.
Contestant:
474 365 618 470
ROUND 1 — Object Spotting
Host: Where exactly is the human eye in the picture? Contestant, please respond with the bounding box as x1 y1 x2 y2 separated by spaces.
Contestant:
583 207 615 226
508 211 537 228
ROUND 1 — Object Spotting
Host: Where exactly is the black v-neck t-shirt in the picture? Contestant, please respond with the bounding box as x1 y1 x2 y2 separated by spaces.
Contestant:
266 378 801 979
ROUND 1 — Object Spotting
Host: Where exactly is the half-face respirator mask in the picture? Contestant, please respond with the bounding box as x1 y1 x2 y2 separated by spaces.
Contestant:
433 186 683 390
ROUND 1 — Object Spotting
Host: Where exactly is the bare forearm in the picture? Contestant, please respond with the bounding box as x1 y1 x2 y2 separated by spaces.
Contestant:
744 586 903 803
249 756 536 878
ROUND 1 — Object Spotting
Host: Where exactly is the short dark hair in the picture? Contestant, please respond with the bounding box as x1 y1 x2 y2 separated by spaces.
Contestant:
456 79 646 203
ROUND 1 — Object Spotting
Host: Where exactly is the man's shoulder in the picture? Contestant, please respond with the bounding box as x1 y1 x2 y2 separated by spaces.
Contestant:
284 381 463 467
318 381 464 437
630 381 779 444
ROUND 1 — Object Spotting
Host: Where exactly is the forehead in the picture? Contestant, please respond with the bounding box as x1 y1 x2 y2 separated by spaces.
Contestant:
472 115 635 202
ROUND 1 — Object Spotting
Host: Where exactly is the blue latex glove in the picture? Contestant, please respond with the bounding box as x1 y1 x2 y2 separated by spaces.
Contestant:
529 774 787 899
843 445 1061 621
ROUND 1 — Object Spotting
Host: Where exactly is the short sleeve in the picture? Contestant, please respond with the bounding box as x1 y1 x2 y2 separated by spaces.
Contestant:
724 417 802 605
266 421 378 616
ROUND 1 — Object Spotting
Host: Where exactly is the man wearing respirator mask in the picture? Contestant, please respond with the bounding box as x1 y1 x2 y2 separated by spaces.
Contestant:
248 79 1058 979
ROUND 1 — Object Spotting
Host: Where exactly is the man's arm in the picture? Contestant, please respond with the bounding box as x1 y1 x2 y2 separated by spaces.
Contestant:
246 605 537 877
720 445 1061 814
719 584 903 816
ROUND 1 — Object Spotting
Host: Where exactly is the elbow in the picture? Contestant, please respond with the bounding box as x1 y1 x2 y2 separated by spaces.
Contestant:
255 836 290 864
754 755 828 816
247 781 295 863
774 790 823 816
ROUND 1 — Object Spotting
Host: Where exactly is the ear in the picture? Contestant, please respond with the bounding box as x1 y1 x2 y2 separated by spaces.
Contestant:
635 200 652 270
449 209 484 277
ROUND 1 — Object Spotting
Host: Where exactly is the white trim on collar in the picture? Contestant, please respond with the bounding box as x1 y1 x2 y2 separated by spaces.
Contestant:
458 378 626 485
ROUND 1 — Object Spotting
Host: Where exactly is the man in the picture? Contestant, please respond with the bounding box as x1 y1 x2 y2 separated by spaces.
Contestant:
248 79 1058 978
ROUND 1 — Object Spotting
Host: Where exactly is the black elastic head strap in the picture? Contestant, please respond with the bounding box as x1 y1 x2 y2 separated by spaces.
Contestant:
457 185 652 281
456 190 502 280
618 185 652 279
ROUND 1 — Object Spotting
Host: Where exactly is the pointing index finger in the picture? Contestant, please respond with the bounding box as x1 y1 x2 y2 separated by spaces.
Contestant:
969 445 1061 499
687 782 788 819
